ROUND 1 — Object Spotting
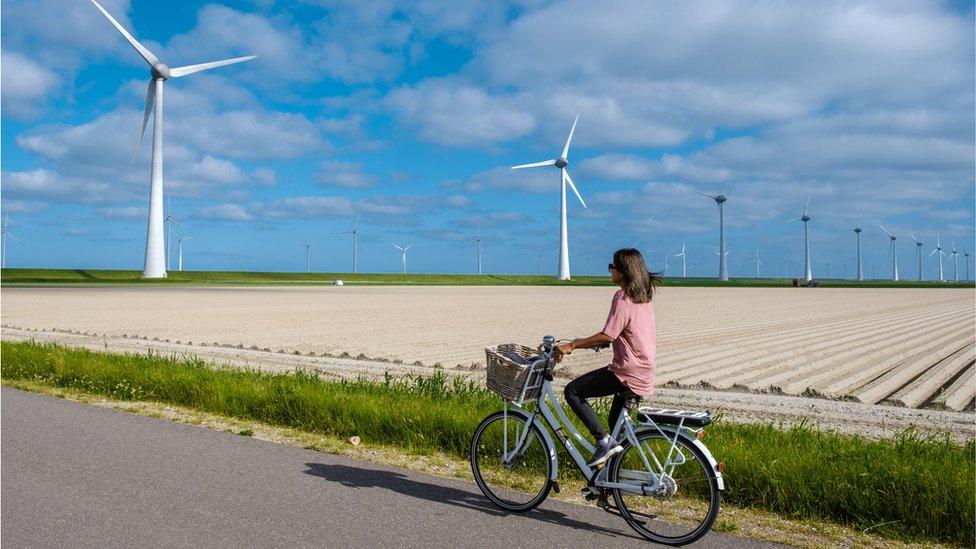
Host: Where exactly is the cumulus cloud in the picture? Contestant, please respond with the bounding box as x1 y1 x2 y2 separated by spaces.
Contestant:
194 204 254 222
316 161 377 188
1 51 60 119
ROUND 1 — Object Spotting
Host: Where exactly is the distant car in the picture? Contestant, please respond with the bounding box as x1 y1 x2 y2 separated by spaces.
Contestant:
332 280 344 286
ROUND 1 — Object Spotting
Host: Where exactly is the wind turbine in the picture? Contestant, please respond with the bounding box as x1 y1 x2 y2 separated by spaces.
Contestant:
910 233 924 281
789 195 813 282
950 242 959 282
302 241 313 273
342 216 361 274
965 250 971 281
586 255 592 276
177 234 193 272
91 0 256 279
880 225 899 281
750 249 763 278
663 253 671 276
674 242 687 277
510 114 586 280
164 198 184 271
851 223 864 281
475 227 483 275
1 215 17 269
694 182 729 281
393 244 411 274
930 233 946 282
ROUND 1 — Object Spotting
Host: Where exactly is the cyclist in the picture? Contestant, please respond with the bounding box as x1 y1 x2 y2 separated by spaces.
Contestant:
555 248 661 467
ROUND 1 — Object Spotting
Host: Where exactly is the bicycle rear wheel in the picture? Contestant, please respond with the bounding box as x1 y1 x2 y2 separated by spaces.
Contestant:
470 411 552 512
609 431 720 546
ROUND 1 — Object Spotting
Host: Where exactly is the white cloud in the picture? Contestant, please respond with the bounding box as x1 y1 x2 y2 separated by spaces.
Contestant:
195 204 254 222
1 51 60 119
188 156 247 184
99 206 147 220
2 169 122 204
316 161 377 188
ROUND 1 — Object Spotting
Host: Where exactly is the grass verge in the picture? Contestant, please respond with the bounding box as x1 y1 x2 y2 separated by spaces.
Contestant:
2 341 973 546
3 268 970 288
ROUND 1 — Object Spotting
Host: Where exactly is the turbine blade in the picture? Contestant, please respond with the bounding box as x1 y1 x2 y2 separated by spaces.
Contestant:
879 224 893 237
720 180 729 196
170 55 257 78
131 79 156 164
929 249 939 257
354 214 360 230
563 170 587 208
787 217 802 223
803 194 811 217
910 233 919 244
693 190 718 200
561 114 579 160
393 244 403 251
510 159 557 170
90 0 158 66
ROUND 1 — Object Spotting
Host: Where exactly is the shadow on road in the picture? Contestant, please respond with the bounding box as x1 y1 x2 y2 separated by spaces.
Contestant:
303 462 632 539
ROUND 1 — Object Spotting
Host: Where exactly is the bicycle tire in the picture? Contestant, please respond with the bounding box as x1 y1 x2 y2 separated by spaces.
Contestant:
609 430 720 546
469 411 553 512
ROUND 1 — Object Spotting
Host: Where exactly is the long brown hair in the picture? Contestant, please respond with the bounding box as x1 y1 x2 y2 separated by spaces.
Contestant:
612 248 662 303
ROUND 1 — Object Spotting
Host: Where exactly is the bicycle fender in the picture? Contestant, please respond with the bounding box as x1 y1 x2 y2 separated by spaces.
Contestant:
505 406 560 482
642 426 725 491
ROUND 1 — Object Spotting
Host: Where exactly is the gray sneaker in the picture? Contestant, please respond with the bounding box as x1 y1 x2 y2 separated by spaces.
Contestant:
587 438 623 468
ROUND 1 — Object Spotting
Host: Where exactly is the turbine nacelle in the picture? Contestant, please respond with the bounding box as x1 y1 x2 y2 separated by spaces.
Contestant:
554 157 568 169
715 194 727 204
800 214 810 222
151 62 171 80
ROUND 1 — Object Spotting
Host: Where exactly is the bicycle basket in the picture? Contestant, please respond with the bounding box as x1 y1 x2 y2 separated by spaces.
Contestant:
485 343 544 403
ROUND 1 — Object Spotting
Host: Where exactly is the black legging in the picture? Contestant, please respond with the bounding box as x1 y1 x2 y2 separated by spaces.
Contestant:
564 367 631 440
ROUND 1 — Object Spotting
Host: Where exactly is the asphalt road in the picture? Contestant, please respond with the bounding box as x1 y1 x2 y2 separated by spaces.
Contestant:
1 388 782 548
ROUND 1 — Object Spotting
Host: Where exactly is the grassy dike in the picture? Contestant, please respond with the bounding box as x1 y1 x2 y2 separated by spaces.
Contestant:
2 341 973 546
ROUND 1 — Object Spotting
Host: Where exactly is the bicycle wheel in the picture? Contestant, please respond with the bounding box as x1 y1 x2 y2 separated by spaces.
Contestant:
609 431 720 546
470 411 552 512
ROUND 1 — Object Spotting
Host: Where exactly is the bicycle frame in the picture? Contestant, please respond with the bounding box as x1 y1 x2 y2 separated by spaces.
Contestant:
502 360 695 497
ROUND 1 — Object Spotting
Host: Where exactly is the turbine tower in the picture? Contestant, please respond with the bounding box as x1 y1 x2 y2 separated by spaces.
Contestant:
789 196 813 282
851 224 864 281
91 0 256 279
910 233 923 281
177 234 193 272
393 244 411 274
663 253 671 276
475 227 483 275
880 225 899 281
694 183 729 281
343 216 361 274
510 114 586 280
674 242 687 277
164 198 183 271
302 241 312 273
930 234 945 281
1 215 16 268
750 249 763 278
965 250 971 281
950 242 959 282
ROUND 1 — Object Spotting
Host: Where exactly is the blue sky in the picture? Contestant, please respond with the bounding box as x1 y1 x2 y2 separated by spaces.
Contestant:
2 0 974 278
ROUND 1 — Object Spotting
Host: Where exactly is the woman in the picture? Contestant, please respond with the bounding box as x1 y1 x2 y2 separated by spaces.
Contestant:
555 248 661 467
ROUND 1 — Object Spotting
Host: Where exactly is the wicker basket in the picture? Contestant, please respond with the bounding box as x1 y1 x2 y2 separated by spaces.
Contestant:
485 343 544 403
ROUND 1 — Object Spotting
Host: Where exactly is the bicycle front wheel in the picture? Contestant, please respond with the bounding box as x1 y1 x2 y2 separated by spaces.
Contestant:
609 431 720 546
469 411 552 512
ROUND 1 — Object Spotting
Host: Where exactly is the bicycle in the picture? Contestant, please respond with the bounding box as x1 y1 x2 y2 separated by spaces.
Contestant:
469 336 724 546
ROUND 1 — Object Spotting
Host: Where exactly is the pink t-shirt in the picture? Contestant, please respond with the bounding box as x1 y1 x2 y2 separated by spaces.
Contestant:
602 289 656 396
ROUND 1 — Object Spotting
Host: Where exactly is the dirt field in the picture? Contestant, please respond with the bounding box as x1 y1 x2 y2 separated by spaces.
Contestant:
2 286 973 412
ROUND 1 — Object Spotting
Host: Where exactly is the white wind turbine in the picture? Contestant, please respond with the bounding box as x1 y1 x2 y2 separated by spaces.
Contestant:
663 253 671 276
177 234 193 272
165 198 184 271
851 223 864 281
343 216 361 273
510 114 586 280
880 225 899 281
910 233 923 281
694 183 729 281
1 215 17 269
750 249 764 278
91 0 256 279
950 241 959 282
930 233 945 281
674 242 687 277
965 250 971 282
302 241 313 273
393 244 412 274
789 195 813 282
475 227 483 275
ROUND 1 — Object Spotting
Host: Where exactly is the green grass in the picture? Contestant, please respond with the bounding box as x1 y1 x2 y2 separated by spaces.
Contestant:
2 268 970 288
2 341 973 546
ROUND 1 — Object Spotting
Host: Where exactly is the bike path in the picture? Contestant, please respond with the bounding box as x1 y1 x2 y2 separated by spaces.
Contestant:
1 388 783 548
